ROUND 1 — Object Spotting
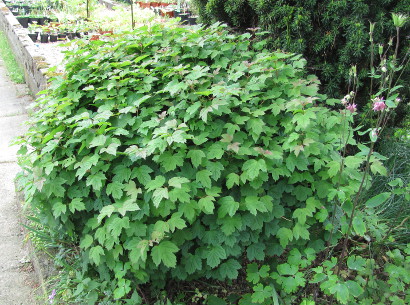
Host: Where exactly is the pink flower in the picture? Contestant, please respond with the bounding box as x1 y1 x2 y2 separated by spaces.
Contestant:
346 103 357 113
372 97 386 111
49 289 56 304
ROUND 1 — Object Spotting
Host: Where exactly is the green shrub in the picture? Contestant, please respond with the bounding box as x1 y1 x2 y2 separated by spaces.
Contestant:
192 0 410 108
18 23 376 302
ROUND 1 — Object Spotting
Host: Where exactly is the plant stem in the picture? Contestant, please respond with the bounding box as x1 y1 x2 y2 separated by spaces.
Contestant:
369 25 375 96
393 50 410 89
326 111 350 256
336 140 375 276
131 1 135 29
395 27 400 62
389 27 400 91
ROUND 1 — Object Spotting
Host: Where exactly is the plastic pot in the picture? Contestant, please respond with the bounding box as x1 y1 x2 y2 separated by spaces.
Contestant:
21 6 30 14
66 32 76 40
40 34 49 43
49 34 58 42
188 16 197 25
29 17 40 24
28 33 37 42
178 13 189 25
17 16 29 28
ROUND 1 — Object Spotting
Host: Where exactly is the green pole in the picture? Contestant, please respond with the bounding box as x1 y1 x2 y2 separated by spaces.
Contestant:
131 0 134 29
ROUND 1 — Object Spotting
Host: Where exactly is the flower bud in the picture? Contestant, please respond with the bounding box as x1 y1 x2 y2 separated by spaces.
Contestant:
392 13 409 28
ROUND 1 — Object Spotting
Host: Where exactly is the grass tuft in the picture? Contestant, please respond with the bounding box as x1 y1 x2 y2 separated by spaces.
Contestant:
365 135 410 245
0 30 25 83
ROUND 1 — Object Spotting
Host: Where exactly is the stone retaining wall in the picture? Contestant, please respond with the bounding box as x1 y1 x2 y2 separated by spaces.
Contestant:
0 0 48 95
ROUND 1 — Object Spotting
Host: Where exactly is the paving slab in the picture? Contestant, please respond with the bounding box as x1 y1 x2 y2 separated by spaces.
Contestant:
0 114 28 162
0 57 38 304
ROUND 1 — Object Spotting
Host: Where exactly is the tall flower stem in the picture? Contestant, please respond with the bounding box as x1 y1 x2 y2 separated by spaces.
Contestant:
336 108 386 274
394 27 400 62
336 141 374 276
369 22 375 96
388 27 401 91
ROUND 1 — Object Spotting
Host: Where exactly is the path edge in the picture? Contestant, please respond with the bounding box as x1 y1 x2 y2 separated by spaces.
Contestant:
14 181 49 302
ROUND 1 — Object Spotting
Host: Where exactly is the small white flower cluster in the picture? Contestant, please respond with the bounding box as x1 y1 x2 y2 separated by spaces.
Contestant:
341 91 355 105
341 92 357 113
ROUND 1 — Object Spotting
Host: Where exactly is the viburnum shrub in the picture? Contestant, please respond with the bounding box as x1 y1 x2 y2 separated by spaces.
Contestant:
17 23 380 301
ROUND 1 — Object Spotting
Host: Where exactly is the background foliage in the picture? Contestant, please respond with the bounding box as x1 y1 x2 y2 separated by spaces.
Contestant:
192 0 410 121
0 31 25 83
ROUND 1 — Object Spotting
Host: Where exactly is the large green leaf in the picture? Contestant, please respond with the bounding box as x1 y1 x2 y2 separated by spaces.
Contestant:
89 245 104 265
365 192 390 208
204 245 226 268
151 241 179 268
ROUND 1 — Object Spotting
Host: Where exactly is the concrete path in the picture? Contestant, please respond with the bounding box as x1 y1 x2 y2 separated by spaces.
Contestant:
0 59 39 304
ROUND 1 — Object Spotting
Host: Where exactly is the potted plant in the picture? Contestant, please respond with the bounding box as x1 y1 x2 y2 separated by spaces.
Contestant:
47 22 59 42
10 5 20 16
28 15 41 25
57 24 67 40
27 23 39 42
178 12 189 24
17 14 30 28
20 2 30 15
188 15 197 25
49 29 58 42
40 25 50 43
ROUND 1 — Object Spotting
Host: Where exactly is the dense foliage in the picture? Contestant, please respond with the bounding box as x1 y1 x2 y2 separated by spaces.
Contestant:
17 23 408 304
192 0 410 111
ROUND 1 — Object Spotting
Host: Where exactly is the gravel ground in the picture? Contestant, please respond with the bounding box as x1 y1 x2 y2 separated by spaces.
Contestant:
30 39 69 72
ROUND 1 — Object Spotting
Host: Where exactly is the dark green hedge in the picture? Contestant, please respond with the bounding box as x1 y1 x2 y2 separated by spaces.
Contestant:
192 0 410 105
